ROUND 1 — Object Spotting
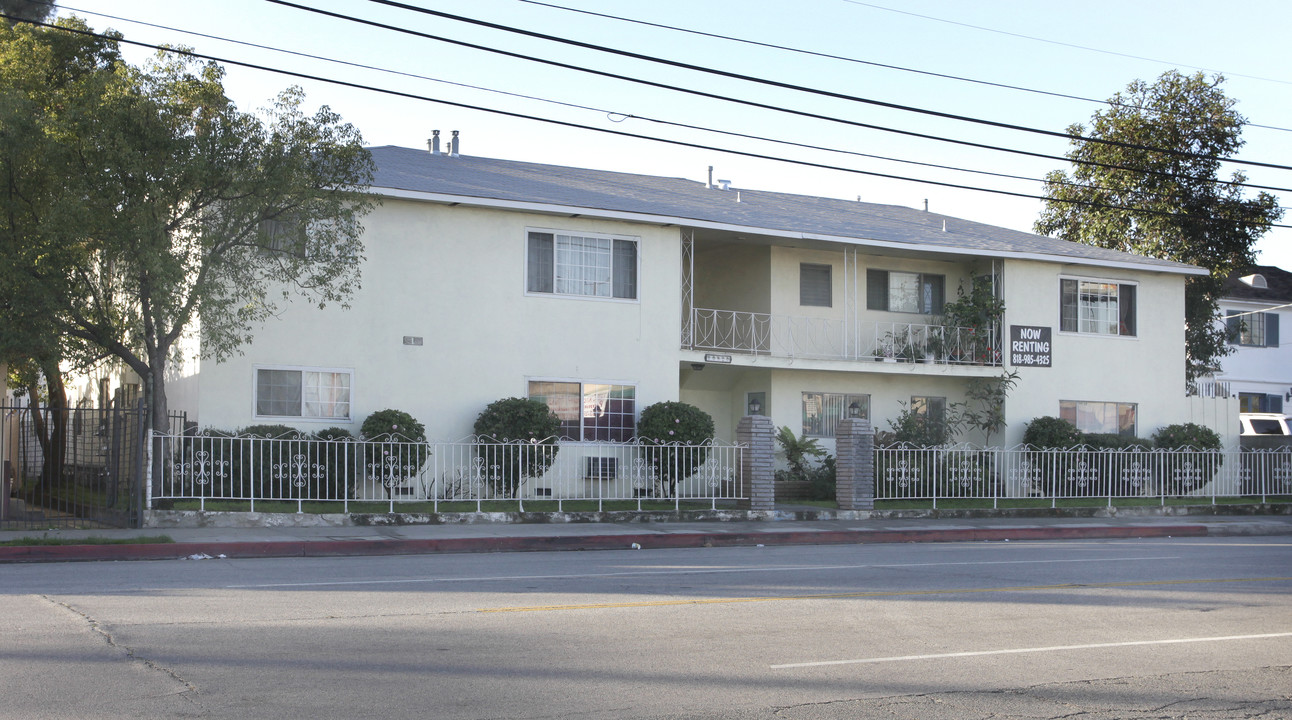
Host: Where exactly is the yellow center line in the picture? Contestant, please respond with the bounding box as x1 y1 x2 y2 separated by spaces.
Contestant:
478 576 1292 613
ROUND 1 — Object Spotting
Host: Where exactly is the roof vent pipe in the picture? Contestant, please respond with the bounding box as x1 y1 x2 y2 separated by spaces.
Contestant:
942 219 947 232
923 199 929 212
717 179 731 191
736 191 741 203
707 165 713 189
429 130 441 155
450 130 460 157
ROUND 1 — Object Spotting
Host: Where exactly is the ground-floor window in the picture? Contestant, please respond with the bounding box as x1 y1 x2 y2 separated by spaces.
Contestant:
528 380 636 441
255 367 352 420
1059 400 1136 436
802 392 869 437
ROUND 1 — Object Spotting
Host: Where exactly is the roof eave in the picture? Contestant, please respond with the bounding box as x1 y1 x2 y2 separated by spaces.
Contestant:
371 185 1208 277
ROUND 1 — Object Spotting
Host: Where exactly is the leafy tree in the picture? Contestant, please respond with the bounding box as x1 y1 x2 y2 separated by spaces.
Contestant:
1035 71 1282 381
0 19 376 457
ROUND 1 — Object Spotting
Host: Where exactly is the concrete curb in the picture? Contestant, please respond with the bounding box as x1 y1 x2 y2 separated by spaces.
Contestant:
0 523 1213 563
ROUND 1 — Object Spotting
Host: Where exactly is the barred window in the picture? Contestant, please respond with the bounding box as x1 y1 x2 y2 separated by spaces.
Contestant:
529 380 636 441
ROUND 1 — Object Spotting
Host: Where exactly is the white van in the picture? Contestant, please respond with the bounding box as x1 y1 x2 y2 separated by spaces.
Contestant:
1239 413 1291 436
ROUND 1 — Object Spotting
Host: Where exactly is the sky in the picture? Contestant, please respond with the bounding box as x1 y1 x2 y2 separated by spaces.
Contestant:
50 0 1292 270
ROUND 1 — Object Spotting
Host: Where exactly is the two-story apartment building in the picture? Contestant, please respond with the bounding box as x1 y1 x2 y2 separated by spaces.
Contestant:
1217 265 1290 415
179 144 1203 448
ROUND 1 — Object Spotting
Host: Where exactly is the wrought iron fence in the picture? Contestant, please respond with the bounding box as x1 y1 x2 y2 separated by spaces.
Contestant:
689 308 1001 366
154 431 745 512
876 443 1292 507
1 403 185 529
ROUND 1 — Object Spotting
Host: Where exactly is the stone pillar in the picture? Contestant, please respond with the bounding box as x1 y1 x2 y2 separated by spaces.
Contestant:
836 418 875 510
736 415 775 511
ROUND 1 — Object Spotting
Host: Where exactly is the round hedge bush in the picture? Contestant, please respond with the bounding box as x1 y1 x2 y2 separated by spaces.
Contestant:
360 409 426 442
1022 416 1084 449
360 409 429 496
637 401 715 496
1152 422 1221 450
473 397 561 497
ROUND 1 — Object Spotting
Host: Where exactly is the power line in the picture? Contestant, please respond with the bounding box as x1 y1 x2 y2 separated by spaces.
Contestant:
839 0 1292 87
356 0 1292 172
516 0 1292 134
49 4 1122 191
264 0 1292 194
17 16 1292 231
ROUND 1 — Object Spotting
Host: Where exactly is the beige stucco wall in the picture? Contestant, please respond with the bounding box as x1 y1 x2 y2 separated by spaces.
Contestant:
196 199 682 439
1001 259 1189 446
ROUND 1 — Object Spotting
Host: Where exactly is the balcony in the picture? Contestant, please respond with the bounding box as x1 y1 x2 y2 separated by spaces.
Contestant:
684 307 1002 366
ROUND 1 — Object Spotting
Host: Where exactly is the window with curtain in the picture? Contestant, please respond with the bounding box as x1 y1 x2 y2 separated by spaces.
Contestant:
255 368 351 420
1059 400 1137 436
866 269 945 314
1060 278 1136 336
527 231 638 300
801 392 869 437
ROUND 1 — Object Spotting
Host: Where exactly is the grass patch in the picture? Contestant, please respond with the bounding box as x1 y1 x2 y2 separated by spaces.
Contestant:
0 535 174 547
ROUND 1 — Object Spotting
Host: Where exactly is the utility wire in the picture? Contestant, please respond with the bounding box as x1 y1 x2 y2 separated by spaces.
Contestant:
517 0 1292 134
17 15 1291 231
840 0 1292 87
50 4 1131 191
356 0 1292 172
264 0 1292 194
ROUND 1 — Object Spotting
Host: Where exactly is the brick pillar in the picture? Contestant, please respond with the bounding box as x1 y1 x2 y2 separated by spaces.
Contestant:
737 415 775 511
836 417 875 510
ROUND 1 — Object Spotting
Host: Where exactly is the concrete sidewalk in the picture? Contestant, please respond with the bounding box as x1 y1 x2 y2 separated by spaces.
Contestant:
3 509 1290 563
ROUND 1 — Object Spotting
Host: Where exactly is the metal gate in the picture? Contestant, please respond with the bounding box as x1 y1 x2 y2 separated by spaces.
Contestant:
0 402 162 530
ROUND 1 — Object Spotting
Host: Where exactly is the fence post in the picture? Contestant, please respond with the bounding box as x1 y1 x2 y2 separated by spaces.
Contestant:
836 418 875 510
736 415 774 511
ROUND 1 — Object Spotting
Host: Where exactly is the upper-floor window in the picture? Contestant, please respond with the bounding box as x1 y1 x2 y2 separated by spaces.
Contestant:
1059 400 1136 437
867 269 944 315
1060 278 1136 336
255 367 352 420
1238 392 1283 414
802 392 869 437
800 263 833 307
1226 310 1280 347
526 231 637 300
528 380 636 441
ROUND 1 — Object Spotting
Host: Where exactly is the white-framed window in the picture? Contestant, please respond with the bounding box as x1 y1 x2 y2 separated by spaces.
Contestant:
866 269 945 314
802 392 869 437
255 366 352 420
1226 310 1279 347
528 380 637 441
1060 278 1136 336
1059 400 1137 436
800 263 832 307
526 230 638 300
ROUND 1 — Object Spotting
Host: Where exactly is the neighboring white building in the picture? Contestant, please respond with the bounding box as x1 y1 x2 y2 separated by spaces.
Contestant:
95 145 1212 447
1217 265 1290 415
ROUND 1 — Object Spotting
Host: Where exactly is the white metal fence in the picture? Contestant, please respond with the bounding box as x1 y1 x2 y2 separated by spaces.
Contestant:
876 444 1292 507
689 308 1001 365
155 432 745 512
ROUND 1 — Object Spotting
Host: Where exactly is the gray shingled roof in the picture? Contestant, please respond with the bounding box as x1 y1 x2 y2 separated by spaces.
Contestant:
1224 265 1292 302
369 145 1201 274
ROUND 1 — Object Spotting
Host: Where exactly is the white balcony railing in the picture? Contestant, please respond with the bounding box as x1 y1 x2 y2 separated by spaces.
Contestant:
687 308 1001 366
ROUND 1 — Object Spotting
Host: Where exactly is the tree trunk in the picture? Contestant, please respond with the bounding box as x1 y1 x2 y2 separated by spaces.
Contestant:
146 349 170 506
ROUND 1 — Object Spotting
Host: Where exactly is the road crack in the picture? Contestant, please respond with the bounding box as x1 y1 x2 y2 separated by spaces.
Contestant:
42 595 206 711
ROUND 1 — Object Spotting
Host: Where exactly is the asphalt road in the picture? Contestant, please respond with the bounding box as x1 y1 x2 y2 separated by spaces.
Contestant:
4 537 1290 719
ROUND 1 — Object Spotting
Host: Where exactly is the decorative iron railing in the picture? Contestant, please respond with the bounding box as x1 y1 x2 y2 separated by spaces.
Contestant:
687 308 1001 365
154 432 745 512
875 443 1292 507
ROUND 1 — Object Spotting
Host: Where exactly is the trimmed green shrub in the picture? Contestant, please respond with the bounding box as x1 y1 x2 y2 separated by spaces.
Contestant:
473 397 561 497
312 427 357 499
1152 423 1222 450
637 401 715 497
360 409 429 497
1023 416 1084 448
